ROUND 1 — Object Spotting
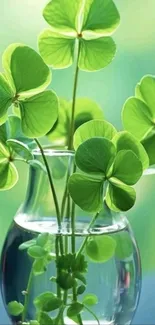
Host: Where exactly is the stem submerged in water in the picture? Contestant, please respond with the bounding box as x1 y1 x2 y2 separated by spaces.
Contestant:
22 267 34 322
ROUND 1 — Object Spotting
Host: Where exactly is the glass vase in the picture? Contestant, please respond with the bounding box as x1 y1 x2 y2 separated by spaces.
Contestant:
0 150 141 325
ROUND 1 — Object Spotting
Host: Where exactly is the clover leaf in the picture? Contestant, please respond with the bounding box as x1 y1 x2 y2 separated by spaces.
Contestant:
47 98 104 146
68 137 143 212
39 0 120 71
74 119 117 150
0 142 18 190
122 75 155 166
113 131 149 170
0 44 58 138
0 116 40 190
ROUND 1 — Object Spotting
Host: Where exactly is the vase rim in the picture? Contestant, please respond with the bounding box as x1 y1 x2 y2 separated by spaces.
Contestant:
33 148 75 157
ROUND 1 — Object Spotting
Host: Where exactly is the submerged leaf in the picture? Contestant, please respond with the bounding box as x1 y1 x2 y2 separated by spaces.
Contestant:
82 294 98 306
39 312 54 325
67 302 83 318
7 301 24 316
34 292 62 312
86 235 116 263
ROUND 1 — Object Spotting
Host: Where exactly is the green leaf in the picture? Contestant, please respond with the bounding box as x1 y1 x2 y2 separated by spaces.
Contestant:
114 232 133 260
33 259 47 276
56 253 75 271
34 292 62 312
82 294 98 306
0 113 8 126
19 90 58 138
47 98 104 146
43 0 82 34
0 123 9 145
138 75 155 117
47 98 69 145
141 133 155 166
74 272 86 285
79 37 116 71
19 239 36 251
73 98 104 131
2 44 51 95
0 73 13 118
0 142 10 159
106 179 136 212
36 233 49 247
38 30 75 69
0 161 18 190
75 137 116 175
57 270 75 290
7 301 24 316
77 285 86 295
113 131 149 170
68 173 103 213
7 139 33 161
30 321 40 325
86 235 116 263
67 302 83 318
112 150 143 185
82 0 120 38
73 254 88 273
28 245 46 259
74 119 117 150
39 312 54 325
122 97 154 141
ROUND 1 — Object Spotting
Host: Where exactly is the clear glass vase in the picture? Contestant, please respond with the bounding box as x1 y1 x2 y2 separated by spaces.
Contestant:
0 150 141 325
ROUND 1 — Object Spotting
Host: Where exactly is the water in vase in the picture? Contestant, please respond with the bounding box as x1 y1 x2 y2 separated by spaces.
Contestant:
0 217 141 325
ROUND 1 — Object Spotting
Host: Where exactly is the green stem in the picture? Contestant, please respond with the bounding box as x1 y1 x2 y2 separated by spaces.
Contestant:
22 267 34 322
34 138 60 225
68 40 81 150
77 212 99 256
84 305 100 325
34 138 63 255
55 237 61 299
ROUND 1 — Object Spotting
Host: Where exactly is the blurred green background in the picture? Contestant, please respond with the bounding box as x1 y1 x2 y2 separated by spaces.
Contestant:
0 0 155 310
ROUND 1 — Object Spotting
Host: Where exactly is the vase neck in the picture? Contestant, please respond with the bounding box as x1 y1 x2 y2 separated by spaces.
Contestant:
21 150 75 220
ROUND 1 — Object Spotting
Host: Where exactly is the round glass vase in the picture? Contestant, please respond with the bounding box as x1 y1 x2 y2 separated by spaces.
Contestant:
0 150 141 325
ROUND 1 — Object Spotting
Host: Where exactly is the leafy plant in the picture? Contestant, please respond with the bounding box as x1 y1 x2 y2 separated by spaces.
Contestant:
0 1 148 325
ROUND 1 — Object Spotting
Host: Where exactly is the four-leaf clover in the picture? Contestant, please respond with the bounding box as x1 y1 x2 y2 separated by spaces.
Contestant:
39 0 120 71
68 136 143 212
0 43 58 138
